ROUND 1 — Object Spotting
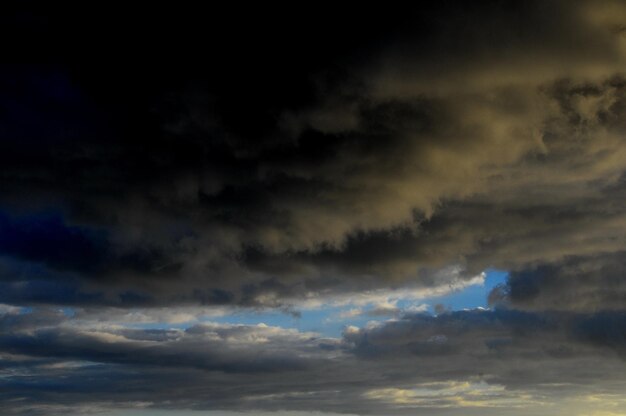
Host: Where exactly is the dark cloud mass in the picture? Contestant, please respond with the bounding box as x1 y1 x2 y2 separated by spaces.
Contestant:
3 1 626 415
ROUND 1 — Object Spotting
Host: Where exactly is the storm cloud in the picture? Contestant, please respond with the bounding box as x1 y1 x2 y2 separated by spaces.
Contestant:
3 1 626 415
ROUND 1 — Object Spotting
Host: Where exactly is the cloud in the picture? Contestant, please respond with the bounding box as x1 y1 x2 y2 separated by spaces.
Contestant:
3 67 625 310
363 381 540 408
0 310 331 374
491 252 626 312
2 307 626 415
1 1 626 308
4 1 626 414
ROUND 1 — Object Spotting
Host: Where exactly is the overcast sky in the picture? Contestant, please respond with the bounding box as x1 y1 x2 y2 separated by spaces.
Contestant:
2 2 626 415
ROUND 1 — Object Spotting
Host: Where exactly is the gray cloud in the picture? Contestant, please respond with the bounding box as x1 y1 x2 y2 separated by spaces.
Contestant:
2 307 626 415
490 251 626 312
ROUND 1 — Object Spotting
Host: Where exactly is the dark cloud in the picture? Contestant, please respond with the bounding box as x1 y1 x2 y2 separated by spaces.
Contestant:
3 3 626 306
4 1 626 414
0 211 106 272
492 252 626 312
8 67 626 308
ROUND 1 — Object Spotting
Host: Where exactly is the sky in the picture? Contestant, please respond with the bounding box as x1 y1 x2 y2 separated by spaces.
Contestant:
2 1 626 415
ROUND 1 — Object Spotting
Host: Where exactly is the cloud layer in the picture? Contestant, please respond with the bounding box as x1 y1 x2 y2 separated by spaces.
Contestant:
2 306 626 415
3 1 626 414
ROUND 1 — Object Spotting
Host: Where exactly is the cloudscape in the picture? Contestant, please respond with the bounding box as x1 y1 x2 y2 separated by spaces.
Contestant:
2 2 626 415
